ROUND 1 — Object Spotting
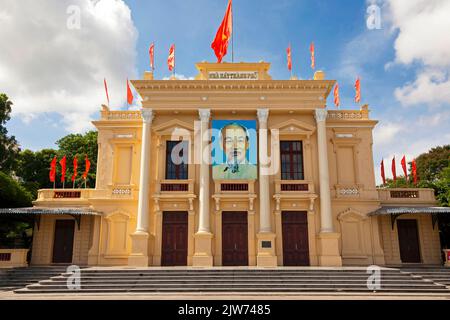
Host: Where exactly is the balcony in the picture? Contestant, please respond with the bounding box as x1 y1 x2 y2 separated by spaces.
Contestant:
378 188 437 205
273 180 317 212
327 105 370 121
212 180 257 212
34 189 94 206
156 179 194 194
153 180 196 212
274 180 314 194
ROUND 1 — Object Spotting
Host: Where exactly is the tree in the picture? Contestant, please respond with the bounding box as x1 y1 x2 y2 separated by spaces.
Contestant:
0 171 33 208
0 93 20 173
16 149 58 198
415 145 450 182
15 131 98 195
56 130 98 188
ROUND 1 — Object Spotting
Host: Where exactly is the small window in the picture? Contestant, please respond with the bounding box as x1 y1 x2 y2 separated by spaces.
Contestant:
165 141 188 180
280 141 304 180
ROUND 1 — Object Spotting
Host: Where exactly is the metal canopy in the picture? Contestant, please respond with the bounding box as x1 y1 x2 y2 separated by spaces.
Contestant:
0 207 102 230
368 206 450 230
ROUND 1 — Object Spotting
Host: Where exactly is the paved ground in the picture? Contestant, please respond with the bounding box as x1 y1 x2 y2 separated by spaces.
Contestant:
1 290 450 300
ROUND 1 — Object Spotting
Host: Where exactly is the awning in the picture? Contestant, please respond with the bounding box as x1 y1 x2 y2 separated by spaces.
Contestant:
0 207 102 230
368 206 450 230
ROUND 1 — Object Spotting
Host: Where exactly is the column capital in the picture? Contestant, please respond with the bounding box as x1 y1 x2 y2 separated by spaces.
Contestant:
199 108 211 122
257 108 269 123
141 108 154 123
314 109 328 123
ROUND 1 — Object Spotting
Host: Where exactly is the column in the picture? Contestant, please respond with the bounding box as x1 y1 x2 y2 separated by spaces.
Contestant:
192 108 213 266
314 108 342 266
128 108 153 267
198 109 211 233
256 108 277 266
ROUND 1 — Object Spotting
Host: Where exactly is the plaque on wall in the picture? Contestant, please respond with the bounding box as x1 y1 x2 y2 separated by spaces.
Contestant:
261 241 272 248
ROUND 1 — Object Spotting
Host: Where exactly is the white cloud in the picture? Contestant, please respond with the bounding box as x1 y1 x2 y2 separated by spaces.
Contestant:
385 0 450 106
0 0 138 133
373 121 405 146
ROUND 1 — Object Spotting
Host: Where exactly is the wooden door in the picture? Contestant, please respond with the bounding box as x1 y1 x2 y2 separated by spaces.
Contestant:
222 212 248 266
161 212 188 266
397 219 421 263
282 211 309 266
52 220 75 263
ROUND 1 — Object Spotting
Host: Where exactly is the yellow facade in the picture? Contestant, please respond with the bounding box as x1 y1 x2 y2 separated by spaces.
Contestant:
30 62 443 267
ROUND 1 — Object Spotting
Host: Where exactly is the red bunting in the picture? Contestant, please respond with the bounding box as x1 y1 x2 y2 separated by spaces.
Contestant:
72 156 78 183
59 156 66 183
310 42 315 70
104 78 110 106
49 156 57 183
391 156 397 182
401 155 408 180
412 159 418 185
82 155 91 180
126 79 133 105
355 77 361 103
167 44 175 72
380 159 386 185
333 83 340 108
149 43 155 70
287 44 292 72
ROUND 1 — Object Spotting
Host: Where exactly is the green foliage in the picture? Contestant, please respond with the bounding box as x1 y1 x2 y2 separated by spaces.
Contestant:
55 130 98 188
16 149 58 197
14 131 98 195
0 93 20 173
0 171 33 208
415 145 450 182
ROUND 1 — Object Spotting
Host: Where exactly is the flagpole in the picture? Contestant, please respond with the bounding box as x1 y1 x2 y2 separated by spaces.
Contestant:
231 0 234 63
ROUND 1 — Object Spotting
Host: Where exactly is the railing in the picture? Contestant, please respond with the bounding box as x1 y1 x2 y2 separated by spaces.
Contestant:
157 179 194 193
214 180 255 193
100 105 142 121
221 183 249 191
390 190 419 198
275 180 313 194
53 191 81 198
0 249 28 268
36 189 94 201
327 105 369 121
378 188 436 203
0 253 11 261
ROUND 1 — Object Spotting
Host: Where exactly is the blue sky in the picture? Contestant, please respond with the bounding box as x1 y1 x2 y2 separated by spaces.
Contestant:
3 0 450 183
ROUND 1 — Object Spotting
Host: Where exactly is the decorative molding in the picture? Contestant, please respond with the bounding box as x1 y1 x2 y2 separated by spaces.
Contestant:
198 108 211 122
256 108 269 123
315 109 328 123
141 108 154 123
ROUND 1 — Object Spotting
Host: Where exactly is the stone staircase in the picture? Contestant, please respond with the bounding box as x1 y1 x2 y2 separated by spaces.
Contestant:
12 267 450 294
399 267 450 287
0 266 69 291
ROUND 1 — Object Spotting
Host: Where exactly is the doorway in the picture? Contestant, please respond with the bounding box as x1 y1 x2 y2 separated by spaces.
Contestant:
222 211 248 266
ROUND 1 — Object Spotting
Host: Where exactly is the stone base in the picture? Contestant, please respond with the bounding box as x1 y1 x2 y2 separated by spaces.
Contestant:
128 231 149 267
317 232 342 267
256 233 278 267
192 231 213 267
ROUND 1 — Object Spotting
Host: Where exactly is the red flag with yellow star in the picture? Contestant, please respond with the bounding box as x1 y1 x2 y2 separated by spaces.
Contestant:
211 0 232 63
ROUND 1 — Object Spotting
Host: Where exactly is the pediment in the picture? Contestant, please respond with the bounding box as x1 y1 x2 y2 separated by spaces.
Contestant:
153 119 194 136
271 119 316 136
337 208 368 221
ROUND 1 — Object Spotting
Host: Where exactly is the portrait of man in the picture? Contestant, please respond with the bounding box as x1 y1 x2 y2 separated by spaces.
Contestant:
212 120 257 180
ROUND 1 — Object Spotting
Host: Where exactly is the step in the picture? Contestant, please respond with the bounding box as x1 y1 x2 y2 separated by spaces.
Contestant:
15 287 450 294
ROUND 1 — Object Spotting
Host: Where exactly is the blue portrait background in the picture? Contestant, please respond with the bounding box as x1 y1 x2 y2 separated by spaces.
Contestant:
211 119 258 166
